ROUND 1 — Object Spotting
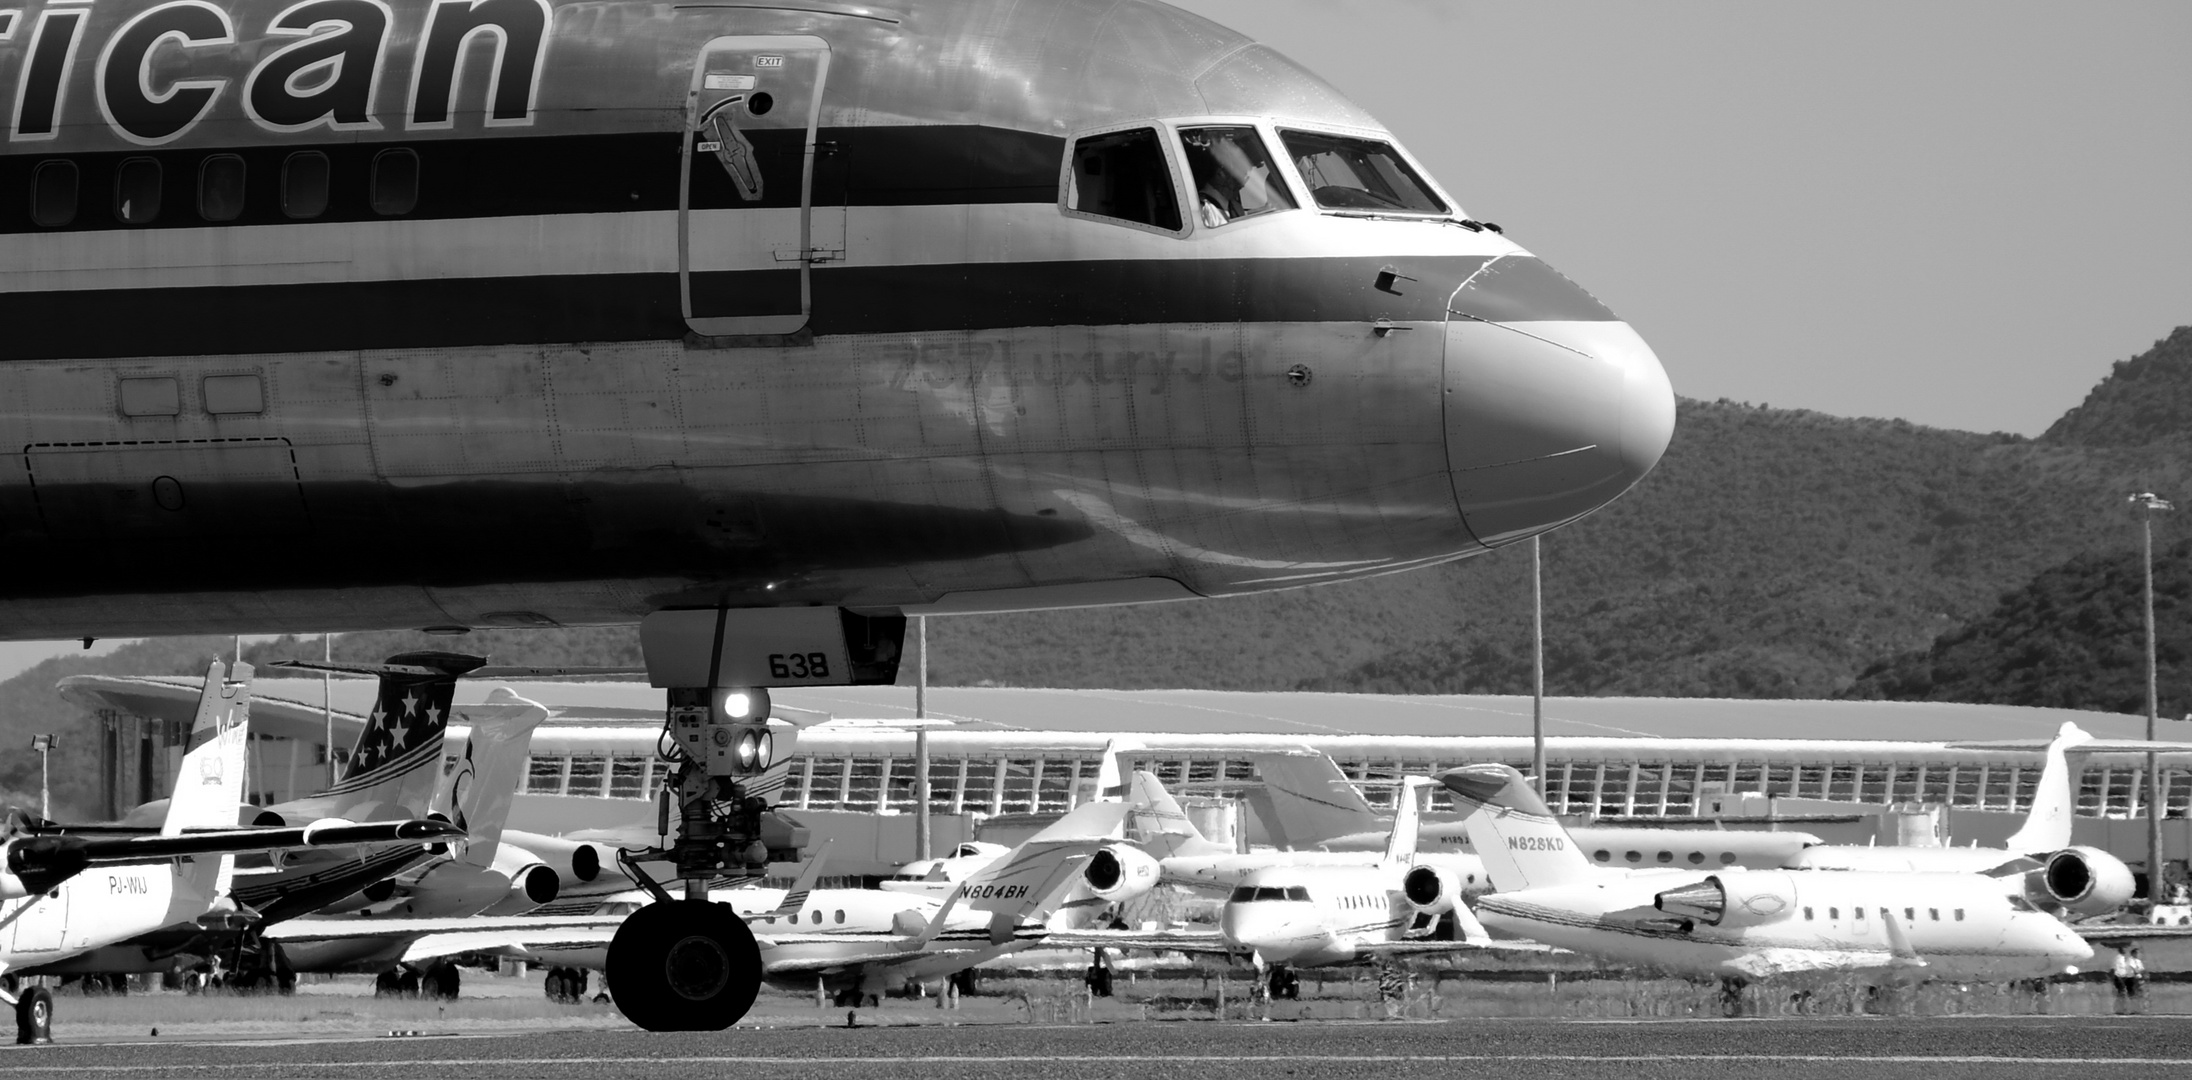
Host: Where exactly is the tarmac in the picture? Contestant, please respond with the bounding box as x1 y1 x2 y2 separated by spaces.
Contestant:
5 1016 2190 1079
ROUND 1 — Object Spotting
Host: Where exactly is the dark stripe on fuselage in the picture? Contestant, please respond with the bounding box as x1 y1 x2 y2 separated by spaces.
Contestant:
0 126 1065 235
0 255 1613 361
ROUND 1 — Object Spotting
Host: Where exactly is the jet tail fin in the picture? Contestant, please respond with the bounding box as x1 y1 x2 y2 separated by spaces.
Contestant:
437 687 550 868
163 661 252 897
1090 737 1144 803
272 652 483 819
1383 776 1429 866
2003 722 2095 854
1124 771 1232 859
1440 763 1596 891
1253 750 1382 849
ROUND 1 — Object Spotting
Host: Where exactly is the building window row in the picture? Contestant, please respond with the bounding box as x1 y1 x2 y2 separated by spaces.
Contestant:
505 751 2192 822
26 149 421 229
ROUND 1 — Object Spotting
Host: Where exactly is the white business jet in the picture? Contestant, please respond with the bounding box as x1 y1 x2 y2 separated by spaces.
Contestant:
1444 763 2092 1007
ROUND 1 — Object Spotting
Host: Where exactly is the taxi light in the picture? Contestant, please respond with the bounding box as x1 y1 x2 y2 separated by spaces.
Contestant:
754 732 774 770
736 730 760 768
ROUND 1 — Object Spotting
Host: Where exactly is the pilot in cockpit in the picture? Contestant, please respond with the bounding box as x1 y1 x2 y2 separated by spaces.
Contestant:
1184 127 1292 228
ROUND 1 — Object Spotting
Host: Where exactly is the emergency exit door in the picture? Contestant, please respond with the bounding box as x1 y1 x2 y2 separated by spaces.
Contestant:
680 35 834 338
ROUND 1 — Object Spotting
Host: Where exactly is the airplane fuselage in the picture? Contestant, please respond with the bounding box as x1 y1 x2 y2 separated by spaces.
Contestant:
1474 870 2091 981
5 861 220 976
1217 863 1430 968
0 0 1673 639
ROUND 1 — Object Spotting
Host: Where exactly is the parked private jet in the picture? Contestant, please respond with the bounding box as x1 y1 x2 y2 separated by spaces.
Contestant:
1253 749 1820 868
1442 763 2093 1007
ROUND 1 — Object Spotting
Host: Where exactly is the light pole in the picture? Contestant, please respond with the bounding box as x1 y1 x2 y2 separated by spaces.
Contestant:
2132 491 2174 902
29 733 54 821
914 615 930 861
1532 536 1546 798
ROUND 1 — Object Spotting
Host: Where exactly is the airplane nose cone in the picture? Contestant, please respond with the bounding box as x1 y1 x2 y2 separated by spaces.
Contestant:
1442 258 1675 546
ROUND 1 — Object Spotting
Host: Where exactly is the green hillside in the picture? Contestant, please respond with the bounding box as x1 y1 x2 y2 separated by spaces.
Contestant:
1846 537 2192 718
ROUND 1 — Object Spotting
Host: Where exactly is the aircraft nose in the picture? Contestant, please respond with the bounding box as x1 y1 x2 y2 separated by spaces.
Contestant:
1442 258 1676 546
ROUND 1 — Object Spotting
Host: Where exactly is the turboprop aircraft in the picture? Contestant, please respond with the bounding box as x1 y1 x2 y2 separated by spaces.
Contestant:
1442 763 2093 1009
1253 749 1820 869
0 661 460 1043
0 0 1676 1029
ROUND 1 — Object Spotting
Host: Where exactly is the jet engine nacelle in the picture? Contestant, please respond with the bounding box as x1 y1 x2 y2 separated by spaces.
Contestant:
397 861 517 918
0 835 90 899
474 844 560 915
1654 872 1799 928
1401 864 1461 915
501 832 602 891
2028 846 2136 917
1081 844 1161 903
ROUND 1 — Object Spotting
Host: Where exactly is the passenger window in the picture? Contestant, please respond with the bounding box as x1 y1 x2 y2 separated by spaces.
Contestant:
1829 907 1839 919
115 157 162 224
1954 908 1964 921
1803 907 1814 921
1719 852 1738 865
1280 129 1448 215
1655 851 1673 865
1904 907 1915 921
282 151 330 219
200 155 245 222
371 148 419 216
1624 851 1641 864
810 910 820 924
1066 127 1182 232
1687 852 1705 865
31 160 78 227
834 909 844 924
1593 850 1610 863
1929 908 1939 921
1179 125 1294 229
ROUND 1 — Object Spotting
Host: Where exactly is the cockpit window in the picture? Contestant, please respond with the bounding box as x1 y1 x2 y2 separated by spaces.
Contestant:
1230 886 1256 903
1284 886 1311 902
1181 126 1295 228
1279 129 1447 215
1067 127 1182 232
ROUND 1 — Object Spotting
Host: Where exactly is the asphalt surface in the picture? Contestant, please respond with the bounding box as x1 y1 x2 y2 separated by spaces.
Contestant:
5 1016 2190 1079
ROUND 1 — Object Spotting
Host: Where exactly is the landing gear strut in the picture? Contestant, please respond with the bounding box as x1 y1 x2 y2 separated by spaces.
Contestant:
604 609 902 1031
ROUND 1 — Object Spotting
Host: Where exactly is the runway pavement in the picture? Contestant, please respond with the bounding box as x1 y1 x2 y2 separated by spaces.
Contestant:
5 1016 2190 1079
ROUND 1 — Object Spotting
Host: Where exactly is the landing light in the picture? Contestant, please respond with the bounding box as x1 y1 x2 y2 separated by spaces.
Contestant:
720 689 756 719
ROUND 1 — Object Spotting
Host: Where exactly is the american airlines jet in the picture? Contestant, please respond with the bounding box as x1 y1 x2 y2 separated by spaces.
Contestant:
0 0 1674 1028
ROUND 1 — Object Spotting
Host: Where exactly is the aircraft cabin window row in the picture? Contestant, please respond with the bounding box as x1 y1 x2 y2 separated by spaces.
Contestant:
21 149 423 228
1802 906 1964 922
1602 848 1742 867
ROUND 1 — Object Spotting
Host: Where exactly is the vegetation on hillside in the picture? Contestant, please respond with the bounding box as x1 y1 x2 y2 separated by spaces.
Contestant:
1847 537 2192 719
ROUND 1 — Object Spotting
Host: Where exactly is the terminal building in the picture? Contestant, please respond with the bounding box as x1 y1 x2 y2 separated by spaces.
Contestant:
57 676 2192 880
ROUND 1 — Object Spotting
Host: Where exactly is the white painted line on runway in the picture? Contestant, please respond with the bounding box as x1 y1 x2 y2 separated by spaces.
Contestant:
8 1055 2192 1071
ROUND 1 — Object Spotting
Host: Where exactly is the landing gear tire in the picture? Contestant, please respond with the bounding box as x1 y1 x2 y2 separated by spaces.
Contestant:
1268 967 1299 1001
424 963 460 1000
546 967 589 1003
606 899 761 1031
15 986 53 1045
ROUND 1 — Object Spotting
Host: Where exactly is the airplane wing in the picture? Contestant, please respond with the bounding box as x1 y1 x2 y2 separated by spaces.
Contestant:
1353 938 1563 956
1043 928 1237 957
264 914 619 946
8 819 461 875
2073 923 2192 941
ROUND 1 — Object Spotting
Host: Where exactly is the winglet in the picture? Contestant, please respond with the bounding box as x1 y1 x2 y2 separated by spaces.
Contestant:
1880 908 1927 968
909 883 963 948
759 840 830 920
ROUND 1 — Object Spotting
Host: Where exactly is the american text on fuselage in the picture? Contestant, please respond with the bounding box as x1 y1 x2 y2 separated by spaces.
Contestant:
0 0 1675 1030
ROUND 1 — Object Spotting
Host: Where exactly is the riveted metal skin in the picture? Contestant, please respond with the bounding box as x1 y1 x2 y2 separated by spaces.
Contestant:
0 0 1673 638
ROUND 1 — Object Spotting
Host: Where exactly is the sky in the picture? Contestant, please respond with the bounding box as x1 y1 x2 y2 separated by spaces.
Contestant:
1173 0 2192 437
